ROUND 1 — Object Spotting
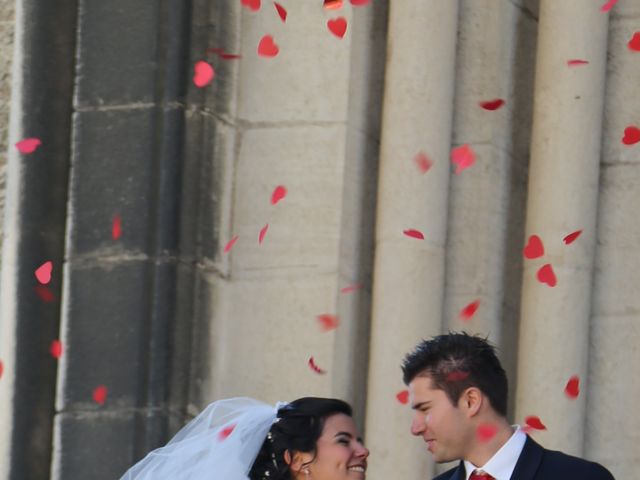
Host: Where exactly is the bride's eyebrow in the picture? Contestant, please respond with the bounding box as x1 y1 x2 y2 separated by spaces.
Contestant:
334 432 364 443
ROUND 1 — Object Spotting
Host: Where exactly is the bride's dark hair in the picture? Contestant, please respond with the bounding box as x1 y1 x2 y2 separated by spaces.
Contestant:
248 397 352 480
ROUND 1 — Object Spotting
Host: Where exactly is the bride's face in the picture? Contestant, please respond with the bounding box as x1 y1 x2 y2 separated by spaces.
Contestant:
298 413 369 480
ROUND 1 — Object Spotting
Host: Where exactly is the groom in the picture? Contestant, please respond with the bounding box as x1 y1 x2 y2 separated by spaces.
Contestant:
401 332 615 480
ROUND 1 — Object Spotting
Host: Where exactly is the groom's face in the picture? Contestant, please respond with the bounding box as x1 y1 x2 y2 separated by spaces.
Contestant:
408 375 471 463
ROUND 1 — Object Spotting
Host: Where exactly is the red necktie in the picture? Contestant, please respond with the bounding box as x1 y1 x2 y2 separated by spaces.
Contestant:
469 471 495 480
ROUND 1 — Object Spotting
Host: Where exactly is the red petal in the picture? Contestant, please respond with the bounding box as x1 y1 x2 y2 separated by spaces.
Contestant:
523 234 544 259
563 230 582 245
564 375 580 399
0 360 4 379
93 385 108 405
340 283 362 294
327 17 348 39
258 35 279 57
258 223 269 244
350 0 370 5
316 314 340 332
536 263 557 287
459 300 480 321
414 151 433 174
479 99 505 111
621 125 640 145
15 137 42 154
567 59 589 66
274 2 287 22
224 236 239 253
476 423 498 442
193 61 215 88
403 229 424 240
112 215 122 240
525 415 547 430
396 390 409 404
450 144 476 174
50 340 63 359
323 0 343 8
628 32 640 52
34 286 56 303
219 53 242 60
308 356 327 374
446 371 470 382
271 185 287 205
218 423 236 441
241 0 261 11
35 261 53 285
600 0 618 12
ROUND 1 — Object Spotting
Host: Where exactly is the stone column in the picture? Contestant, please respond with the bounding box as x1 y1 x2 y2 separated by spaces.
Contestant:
515 0 608 455
365 2 459 479
585 2 640 478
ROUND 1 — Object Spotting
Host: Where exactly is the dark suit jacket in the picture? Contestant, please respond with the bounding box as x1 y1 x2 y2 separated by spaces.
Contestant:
433 436 615 480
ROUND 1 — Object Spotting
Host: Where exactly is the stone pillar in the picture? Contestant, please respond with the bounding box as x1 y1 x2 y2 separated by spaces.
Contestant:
515 0 608 455
365 2 459 479
0 1 77 478
585 2 640 478
442 0 537 420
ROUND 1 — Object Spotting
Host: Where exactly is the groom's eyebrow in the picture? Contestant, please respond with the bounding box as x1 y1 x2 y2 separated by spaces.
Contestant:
412 401 430 410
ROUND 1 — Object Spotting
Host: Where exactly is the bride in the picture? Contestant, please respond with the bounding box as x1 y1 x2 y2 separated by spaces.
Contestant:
120 396 369 480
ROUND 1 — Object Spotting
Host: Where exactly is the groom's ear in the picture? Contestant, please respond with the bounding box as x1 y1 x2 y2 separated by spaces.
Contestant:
460 387 483 417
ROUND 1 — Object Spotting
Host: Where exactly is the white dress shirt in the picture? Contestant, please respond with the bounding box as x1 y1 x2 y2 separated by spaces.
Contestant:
463 426 527 480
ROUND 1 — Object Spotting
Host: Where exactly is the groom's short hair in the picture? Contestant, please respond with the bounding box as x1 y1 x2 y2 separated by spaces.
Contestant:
401 332 508 417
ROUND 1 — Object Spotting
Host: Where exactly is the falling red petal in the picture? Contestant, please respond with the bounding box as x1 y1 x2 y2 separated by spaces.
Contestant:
271 185 287 205
450 144 476 174
446 371 470 382
564 375 580 399
477 423 498 442
0 360 3 379
35 261 53 285
323 0 343 8
536 263 557 287
340 283 362 294
308 356 327 374
403 229 425 240
193 61 215 88
93 385 108 405
327 17 348 39
258 223 269 244
219 53 242 60
274 2 287 22
600 0 618 12
563 230 582 245
241 0 261 11
34 286 56 303
459 300 480 321
566 59 589 66
350 0 370 5
525 415 547 430
224 236 239 253
316 314 340 332
258 35 279 57
628 32 640 52
414 151 433 174
112 215 122 240
523 234 544 259
50 340 63 359
15 137 42 154
218 423 236 441
479 99 505 111
396 390 409 405
621 126 640 145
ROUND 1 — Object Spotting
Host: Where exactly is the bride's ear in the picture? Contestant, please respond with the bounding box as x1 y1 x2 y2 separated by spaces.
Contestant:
284 450 309 475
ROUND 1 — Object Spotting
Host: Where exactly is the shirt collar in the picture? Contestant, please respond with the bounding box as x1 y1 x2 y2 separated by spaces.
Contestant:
463 426 527 480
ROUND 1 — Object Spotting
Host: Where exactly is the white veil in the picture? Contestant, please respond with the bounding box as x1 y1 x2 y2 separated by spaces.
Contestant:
120 397 282 480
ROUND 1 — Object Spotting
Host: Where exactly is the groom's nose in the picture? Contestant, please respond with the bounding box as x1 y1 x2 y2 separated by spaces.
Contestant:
410 415 425 436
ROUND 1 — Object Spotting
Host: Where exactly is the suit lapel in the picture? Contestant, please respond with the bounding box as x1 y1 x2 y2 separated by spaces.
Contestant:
449 461 466 480
509 435 544 480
